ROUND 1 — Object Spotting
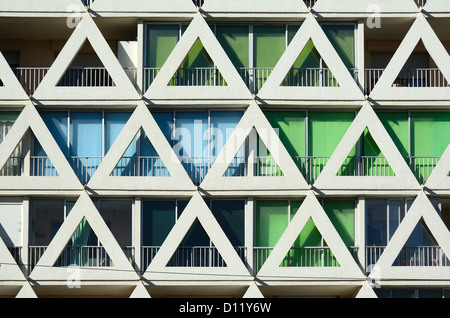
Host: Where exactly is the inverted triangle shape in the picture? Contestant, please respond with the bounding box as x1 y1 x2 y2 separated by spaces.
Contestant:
33 13 139 101
0 51 28 100
143 192 251 281
200 101 309 191
87 101 195 191
29 191 139 281
257 191 365 280
313 102 420 190
425 144 450 190
144 12 252 102
258 13 364 101
370 14 450 101
0 102 82 191
369 191 450 281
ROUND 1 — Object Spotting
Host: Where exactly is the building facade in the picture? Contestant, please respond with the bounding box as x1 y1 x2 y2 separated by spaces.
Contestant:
0 0 449 298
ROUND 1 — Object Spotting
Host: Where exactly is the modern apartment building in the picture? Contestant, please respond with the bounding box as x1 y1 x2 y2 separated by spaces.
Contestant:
0 0 449 298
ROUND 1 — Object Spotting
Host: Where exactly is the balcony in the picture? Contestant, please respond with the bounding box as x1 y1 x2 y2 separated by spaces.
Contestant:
144 67 358 94
366 246 449 272
141 246 247 272
1 155 439 185
29 246 134 271
364 68 449 95
254 246 359 273
256 155 440 184
11 67 138 96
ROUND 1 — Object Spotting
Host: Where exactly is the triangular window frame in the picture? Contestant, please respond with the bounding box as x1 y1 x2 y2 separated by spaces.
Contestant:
33 13 139 101
258 13 363 102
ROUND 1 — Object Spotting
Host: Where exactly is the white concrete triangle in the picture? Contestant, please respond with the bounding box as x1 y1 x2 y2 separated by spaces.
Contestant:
33 13 139 101
355 281 378 298
129 281 151 298
29 192 139 281
370 14 450 101
0 51 28 100
369 191 450 281
144 12 252 102
257 192 365 280
243 282 264 298
0 233 26 281
258 13 364 102
313 102 420 190
200 101 310 192
0 102 82 191
201 0 308 14
425 144 450 191
90 0 197 13
143 192 252 281
87 101 196 192
15 282 38 299
313 0 419 13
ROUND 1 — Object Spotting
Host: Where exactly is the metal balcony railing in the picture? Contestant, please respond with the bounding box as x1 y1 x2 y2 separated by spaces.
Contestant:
414 0 427 8
143 67 226 90
256 155 440 184
3 155 440 185
141 246 246 271
11 67 137 96
12 67 49 96
365 68 449 94
303 0 317 8
254 246 359 273
180 156 246 185
81 0 95 7
29 246 134 270
144 67 357 94
112 156 170 177
366 246 449 272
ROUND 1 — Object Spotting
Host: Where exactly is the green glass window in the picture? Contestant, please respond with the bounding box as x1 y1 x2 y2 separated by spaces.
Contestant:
145 24 179 68
216 25 249 69
255 200 289 248
308 112 355 157
322 24 355 69
253 26 286 68
411 112 450 157
308 112 355 178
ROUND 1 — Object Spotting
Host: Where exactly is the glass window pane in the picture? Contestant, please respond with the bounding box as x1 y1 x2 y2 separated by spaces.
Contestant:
104 112 132 154
323 200 355 246
69 112 103 157
255 200 288 247
0 112 20 145
308 112 355 157
411 112 450 157
209 111 243 157
253 26 286 68
216 25 249 69
39 111 69 156
322 24 355 69
30 200 65 246
388 200 402 241
146 24 179 68
142 200 176 246
99 200 132 247
211 200 245 246
0 201 22 247
264 111 306 157
174 111 208 158
366 199 388 246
